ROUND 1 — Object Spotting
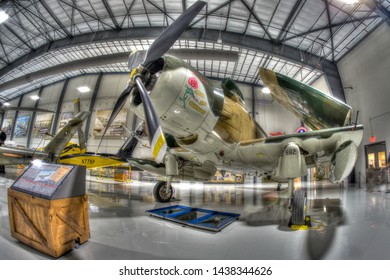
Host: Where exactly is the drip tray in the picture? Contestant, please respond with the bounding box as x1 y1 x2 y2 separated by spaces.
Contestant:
146 205 240 232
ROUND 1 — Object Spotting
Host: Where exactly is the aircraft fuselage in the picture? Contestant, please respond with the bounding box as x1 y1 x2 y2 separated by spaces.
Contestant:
129 55 276 174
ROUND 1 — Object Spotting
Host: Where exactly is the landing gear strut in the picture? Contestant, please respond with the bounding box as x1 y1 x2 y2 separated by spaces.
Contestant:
153 180 174 202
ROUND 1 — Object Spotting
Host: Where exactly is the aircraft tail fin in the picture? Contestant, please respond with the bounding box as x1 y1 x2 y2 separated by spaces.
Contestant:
73 98 87 152
259 68 352 130
43 111 90 158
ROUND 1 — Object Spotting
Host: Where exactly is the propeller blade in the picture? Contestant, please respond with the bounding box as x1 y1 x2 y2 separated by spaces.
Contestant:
134 76 166 163
142 0 207 67
97 83 133 151
128 50 145 70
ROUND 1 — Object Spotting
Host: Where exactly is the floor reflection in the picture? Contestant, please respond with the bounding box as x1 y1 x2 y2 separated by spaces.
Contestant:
2 169 390 259
85 178 349 259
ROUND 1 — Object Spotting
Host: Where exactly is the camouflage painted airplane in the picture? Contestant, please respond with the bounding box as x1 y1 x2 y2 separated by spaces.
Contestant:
0 111 91 166
100 0 363 225
0 100 127 169
56 99 128 168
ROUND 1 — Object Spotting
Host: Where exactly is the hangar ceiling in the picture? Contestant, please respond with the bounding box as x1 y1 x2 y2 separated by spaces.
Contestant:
0 0 388 101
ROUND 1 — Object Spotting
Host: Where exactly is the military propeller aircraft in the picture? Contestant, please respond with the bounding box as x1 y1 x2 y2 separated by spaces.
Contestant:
0 99 127 169
0 111 90 166
99 0 363 225
56 98 128 168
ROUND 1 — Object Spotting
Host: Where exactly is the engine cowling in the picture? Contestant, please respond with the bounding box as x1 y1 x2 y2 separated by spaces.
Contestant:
329 141 358 183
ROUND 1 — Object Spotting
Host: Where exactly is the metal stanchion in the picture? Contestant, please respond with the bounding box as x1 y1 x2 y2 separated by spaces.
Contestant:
358 172 361 188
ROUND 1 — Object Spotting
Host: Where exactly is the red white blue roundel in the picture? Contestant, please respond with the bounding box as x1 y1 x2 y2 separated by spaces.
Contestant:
295 126 307 133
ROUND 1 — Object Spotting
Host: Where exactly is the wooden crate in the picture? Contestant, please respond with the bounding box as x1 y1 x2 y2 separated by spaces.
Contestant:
114 170 130 182
8 188 90 258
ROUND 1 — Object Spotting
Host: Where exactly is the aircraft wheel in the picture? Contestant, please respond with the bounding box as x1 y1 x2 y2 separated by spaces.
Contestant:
291 189 307 225
0 130 6 144
153 181 173 202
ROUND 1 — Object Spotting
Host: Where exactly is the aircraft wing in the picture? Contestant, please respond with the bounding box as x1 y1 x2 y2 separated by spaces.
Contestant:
238 125 363 183
259 68 351 130
58 153 128 169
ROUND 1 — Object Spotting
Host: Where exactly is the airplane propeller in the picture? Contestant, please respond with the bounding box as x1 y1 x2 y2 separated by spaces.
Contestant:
99 0 207 163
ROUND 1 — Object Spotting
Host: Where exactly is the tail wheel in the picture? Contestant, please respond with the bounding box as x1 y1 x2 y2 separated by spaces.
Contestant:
291 189 307 225
153 181 173 202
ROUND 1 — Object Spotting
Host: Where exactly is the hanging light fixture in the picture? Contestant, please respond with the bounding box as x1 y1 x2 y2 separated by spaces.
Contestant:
262 87 271 94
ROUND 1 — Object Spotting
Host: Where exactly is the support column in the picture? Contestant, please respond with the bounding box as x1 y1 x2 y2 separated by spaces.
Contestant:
26 87 43 148
10 95 24 141
251 84 256 119
322 62 346 103
0 112 4 131
51 79 69 135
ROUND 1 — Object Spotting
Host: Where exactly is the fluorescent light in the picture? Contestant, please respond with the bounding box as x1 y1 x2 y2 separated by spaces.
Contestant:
77 86 90 93
0 11 9 24
3 102 10 106
30 95 39 100
31 159 43 167
262 87 271 94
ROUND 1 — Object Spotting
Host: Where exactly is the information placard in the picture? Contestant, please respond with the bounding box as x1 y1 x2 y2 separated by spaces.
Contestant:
11 163 74 199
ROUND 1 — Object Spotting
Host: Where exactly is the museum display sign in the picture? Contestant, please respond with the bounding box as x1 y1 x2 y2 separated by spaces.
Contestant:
8 163 90 258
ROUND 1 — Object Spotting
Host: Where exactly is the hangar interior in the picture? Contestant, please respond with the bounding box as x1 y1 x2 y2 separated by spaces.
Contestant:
0 0 390 260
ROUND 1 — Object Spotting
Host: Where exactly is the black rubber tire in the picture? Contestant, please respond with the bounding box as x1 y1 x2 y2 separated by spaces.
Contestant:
153 181 173 202
0 130 6 144
291 189 307 225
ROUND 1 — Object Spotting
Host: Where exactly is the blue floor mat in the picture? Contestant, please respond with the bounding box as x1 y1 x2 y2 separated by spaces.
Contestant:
146 205 240 232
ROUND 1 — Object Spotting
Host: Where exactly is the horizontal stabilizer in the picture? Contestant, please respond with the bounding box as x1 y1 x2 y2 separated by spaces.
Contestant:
260 68 351 130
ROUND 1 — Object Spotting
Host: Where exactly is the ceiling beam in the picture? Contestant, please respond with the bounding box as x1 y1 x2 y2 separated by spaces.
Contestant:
0 49 239 93
120 0 137 28
364 0 390 26
146 0 175 23
189 0 236 28
0 27 331 79
240 0 275 42
283 14 380 42
0 27 346 100
39 0 73 37
101 0 121 31
276 0 305 43
2 23 33 51
325 0 335 62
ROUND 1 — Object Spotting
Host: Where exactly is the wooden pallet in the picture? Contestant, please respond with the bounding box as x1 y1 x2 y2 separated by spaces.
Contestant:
8 188 90 258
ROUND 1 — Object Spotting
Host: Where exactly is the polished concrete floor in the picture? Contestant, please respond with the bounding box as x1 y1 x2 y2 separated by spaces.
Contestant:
1 170 390 260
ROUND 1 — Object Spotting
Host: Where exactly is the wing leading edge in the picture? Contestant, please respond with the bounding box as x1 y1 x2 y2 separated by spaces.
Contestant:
259 68 352 130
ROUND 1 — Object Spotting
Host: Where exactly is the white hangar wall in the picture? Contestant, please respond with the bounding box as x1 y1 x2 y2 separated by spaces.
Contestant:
337 23 390 179
311 75 331 96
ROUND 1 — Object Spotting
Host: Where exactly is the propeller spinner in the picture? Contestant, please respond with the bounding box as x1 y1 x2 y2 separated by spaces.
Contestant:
99 0 207 163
